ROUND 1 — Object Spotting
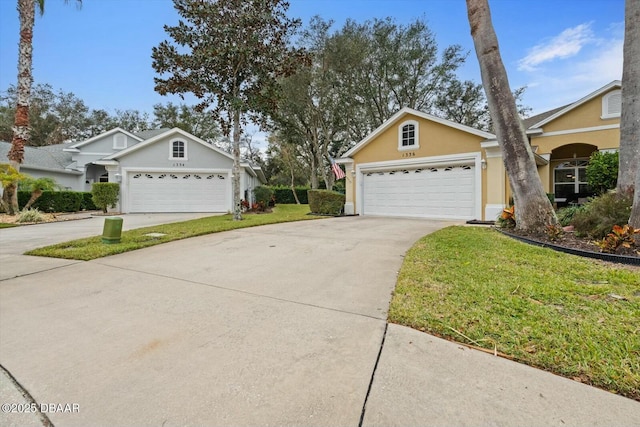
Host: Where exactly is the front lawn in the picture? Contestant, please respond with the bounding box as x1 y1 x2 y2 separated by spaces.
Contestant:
389 226 640 401
27 204 322 261
0 223 18 228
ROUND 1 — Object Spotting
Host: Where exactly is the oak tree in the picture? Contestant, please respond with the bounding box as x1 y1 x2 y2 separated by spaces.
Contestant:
152 0 305 220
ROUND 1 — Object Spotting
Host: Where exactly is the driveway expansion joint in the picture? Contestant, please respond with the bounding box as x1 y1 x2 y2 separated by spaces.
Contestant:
359 322 388 427
0 363 53 427
0 260 83 282
92 261 389 321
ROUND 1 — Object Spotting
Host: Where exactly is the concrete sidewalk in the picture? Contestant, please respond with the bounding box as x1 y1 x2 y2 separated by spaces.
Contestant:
1 217 638 426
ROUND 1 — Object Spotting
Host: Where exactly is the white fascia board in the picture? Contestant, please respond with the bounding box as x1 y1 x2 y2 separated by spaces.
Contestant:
94 160 119 166
23 165 83 175
342 107 495 158
480 140 499 149
335 158 354 164
69 127 143 149
530 80 621 129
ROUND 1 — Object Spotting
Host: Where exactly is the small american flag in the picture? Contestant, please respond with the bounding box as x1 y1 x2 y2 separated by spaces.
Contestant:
330 156 346 180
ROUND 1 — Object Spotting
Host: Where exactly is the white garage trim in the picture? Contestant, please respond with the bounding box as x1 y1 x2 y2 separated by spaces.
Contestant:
121 167 232 213
355 152 482 220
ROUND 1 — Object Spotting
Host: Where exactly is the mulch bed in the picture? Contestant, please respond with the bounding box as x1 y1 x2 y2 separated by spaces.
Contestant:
500 227 640 268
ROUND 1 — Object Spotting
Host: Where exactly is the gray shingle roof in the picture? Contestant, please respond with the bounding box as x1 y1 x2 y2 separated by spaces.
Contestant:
133 128 172 140
523 105 570 129
0 141 75 172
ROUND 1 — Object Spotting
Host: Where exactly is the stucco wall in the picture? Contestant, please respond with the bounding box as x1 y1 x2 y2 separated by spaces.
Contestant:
22 167 84 191
117 135 234 170
540 89 620 135
352 116 484 165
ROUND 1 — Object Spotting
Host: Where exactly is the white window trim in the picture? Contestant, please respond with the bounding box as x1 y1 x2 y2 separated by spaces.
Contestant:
169 139 188 160
601 90 621 119
398 120 419 151
113 134 127 150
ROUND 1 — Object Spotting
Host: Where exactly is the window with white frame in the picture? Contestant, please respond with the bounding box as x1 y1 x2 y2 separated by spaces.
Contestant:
553 159 589 202
601 90 621 119
398 120 419 150
171 140 187 159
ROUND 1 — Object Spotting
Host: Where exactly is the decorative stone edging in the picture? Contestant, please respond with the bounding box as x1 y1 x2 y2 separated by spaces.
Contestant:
497 229 640 266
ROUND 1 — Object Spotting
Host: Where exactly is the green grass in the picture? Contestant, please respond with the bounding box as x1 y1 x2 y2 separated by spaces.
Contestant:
389 226 640 400
0 223 18 228
26 204 323 261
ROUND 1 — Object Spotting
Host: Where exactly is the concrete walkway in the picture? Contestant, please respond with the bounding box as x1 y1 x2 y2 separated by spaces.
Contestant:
0 216 638 426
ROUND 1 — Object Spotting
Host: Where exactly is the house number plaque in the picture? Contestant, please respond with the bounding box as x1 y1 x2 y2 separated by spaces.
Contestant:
172 163 186 167
401 152 415 158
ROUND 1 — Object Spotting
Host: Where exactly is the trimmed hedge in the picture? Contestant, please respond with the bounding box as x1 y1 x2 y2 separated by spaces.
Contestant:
17 190 85 212
270 186 310 204
308 189 345 215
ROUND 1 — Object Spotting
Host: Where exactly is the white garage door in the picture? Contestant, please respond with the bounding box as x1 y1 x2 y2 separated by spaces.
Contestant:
362 164 476 219
127 172 228 213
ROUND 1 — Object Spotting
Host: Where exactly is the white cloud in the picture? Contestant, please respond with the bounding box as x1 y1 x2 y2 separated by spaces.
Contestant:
518 23 595 71
513 23 623 115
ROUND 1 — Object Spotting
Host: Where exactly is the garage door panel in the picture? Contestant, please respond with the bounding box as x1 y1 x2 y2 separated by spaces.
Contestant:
362 164 476 220
128 172 228 213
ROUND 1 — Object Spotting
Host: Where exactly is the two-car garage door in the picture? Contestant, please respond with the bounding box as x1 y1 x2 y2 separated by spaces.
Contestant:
362 164 477 220
127 171 228 213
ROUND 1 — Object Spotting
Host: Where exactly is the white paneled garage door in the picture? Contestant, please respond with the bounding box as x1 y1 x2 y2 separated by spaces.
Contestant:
362 164 476 219
127 172 228 213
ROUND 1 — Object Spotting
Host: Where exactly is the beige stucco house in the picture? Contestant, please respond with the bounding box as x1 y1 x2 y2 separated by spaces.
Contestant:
338 80 621 221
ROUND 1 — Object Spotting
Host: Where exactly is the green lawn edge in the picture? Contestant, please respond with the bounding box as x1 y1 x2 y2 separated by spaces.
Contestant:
388 226 640 401
0 223 19 228
26 204 325 261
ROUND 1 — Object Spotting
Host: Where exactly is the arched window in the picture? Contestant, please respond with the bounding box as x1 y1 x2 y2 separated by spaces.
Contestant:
171 140 187 159
398 120 419 150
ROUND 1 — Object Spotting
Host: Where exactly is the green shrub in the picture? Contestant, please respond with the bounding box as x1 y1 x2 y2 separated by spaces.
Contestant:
572 192 632 238
253 186 274 211
586 151 618 195
556 205 585 227
80 192 98 211
17 190 83 212
92 183 120 213
17 208 45 223
270 186 310 204
308 189 345 215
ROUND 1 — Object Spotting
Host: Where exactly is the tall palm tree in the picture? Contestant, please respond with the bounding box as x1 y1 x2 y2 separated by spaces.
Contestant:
465 0 557 232
5 0 80 214
621 0 640 226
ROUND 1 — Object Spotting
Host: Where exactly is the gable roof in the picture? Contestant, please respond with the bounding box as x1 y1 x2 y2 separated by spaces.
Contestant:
67 127 143 150
526 80 621 129
133 128 172 140
0 141 80 174
104 127 234 161
341 107 495 158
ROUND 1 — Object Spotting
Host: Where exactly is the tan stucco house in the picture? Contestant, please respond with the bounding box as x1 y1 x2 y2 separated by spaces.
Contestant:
338 80 621 221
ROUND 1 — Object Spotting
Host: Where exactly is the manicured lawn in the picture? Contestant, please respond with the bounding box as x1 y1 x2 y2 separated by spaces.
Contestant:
389 226 640 401
27 204 323 261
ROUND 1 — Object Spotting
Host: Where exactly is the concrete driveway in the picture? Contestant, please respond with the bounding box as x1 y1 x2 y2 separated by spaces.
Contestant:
1 216 639 426
0 212 217 280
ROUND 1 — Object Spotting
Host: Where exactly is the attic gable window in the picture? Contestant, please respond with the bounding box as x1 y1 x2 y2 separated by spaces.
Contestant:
170 140 187 160
602 90 621 119
398 120 419 151
113 134 127 150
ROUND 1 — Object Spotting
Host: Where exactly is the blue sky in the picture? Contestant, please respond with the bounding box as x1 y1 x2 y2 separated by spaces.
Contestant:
0 0 624 126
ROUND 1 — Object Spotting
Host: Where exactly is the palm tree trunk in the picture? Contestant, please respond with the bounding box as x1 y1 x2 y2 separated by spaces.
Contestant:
466 0 557 232
620 0 640 226
6 0 36 214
